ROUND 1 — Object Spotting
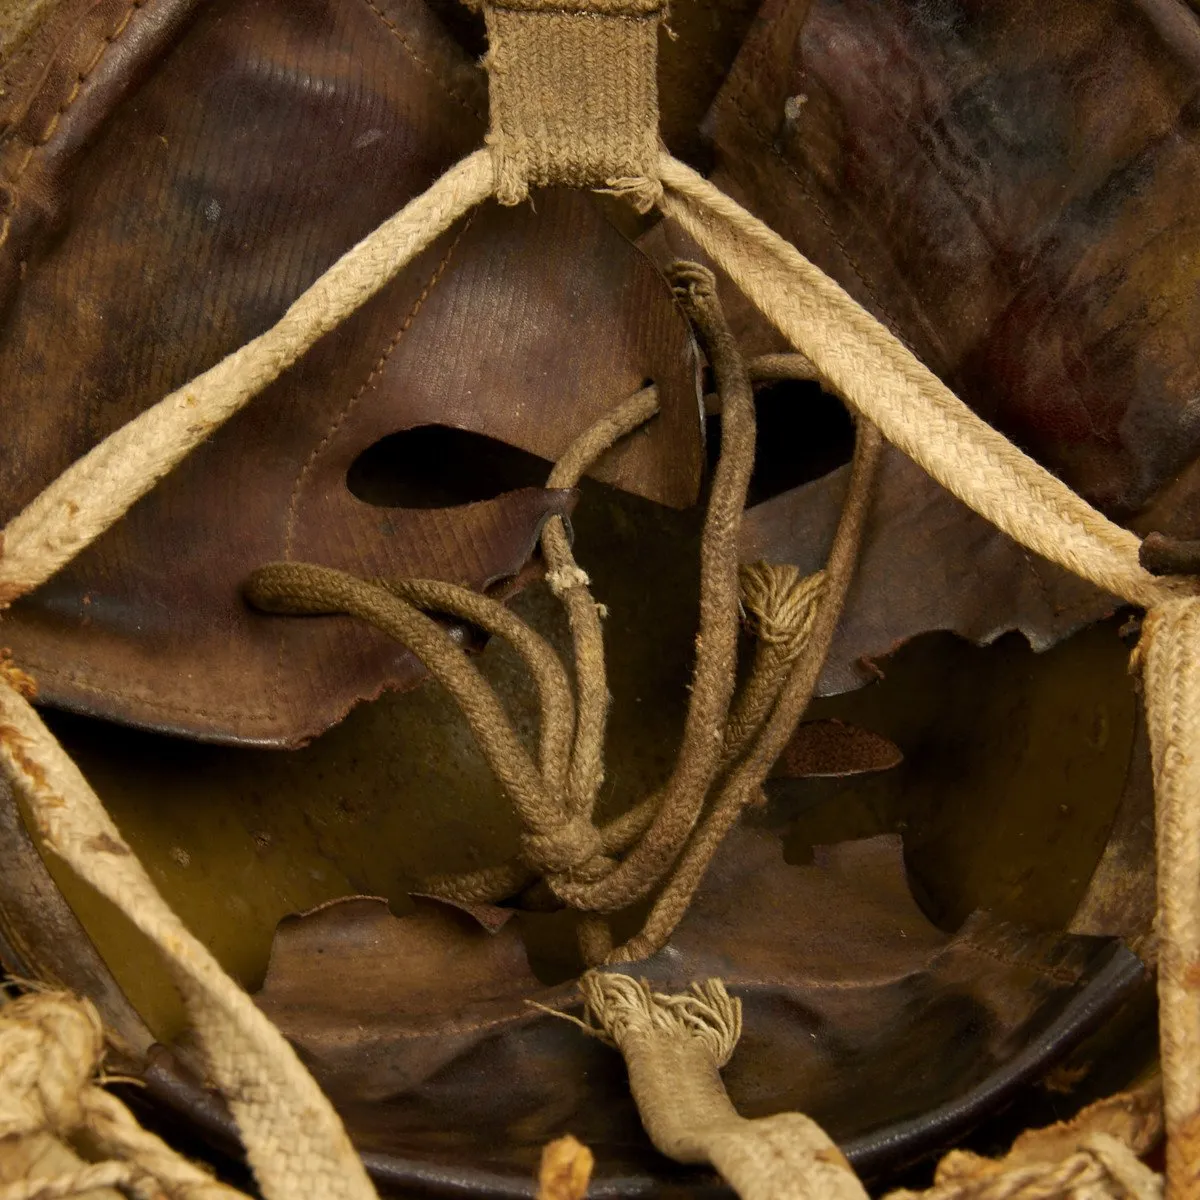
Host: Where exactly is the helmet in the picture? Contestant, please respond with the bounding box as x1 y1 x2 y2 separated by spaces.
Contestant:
0 0 1181 1195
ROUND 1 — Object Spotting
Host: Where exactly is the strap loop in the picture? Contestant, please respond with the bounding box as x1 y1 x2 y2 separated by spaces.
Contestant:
471 0 665 208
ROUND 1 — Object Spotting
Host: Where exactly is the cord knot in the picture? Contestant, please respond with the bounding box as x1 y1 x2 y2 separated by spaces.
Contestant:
667 261 719 304
522 815 608 877
739 562 826 665
0 992 103 1141
545 563 591 597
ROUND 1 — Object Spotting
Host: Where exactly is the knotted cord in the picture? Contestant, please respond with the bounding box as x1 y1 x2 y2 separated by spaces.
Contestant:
245 263 876 965
0 3 1186 1191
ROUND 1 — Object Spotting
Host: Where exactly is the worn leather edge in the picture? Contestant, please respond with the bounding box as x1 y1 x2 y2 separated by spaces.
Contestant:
133 933 1146 1197
0 703 1153 1191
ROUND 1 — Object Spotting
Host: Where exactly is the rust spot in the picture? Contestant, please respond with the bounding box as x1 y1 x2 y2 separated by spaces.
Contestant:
1183 960 1200 990
778 718 902 779
0 721 50 794
87 833 130 856
65 500 79 518
0 649 37 700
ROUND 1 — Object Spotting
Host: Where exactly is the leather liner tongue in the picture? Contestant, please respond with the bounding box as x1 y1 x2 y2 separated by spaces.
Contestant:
0 0 702 746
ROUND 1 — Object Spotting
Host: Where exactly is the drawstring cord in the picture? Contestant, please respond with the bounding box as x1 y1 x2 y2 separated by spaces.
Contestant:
244 263 879 965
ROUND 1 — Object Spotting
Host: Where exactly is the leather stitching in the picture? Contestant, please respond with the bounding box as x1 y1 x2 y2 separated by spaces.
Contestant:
724 91 902 338
0 0 146 254
268 214 477 726
2 1 479 732
715 5 906 339
5 7 486 731
281 213 476 561
12 661 284 723
358 0 486 121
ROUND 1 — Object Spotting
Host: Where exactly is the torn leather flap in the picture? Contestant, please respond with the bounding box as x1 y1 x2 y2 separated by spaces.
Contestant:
0 0 702 747
251 826 1144 1193
709 0 1200 528
741 445 1120 695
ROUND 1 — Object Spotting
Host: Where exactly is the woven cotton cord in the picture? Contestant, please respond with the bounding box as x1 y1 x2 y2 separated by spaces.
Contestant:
0 47 1191 1196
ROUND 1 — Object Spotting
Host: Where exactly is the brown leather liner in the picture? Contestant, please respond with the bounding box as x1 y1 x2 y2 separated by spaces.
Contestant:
708 0 1200 526
0 0 702 746
0 774 151 1058
132 824 1146 1196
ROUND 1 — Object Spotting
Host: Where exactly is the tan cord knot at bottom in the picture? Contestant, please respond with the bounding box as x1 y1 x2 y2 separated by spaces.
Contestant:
578 974 742 1065
472 0 665 208
547 974 868 1200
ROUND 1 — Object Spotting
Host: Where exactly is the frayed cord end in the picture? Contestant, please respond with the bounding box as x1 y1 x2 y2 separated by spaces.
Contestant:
529 972 742 1068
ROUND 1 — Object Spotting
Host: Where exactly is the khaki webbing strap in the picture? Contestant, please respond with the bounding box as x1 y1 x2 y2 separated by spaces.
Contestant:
472 0 664 208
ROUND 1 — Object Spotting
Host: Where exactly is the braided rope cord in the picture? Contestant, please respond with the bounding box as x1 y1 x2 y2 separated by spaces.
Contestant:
0 4 1185 1195
246 269 864 966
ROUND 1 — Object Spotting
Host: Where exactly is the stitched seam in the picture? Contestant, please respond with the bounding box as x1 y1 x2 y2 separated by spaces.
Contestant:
287 1012 550 1040
1009 542 1114 622
726 8 779 147
276 998 581 1040
25 218 483 731
271 214 476 716
0 9 70 123
0 0 145 255
1022 544 1058 614
715 8 906 337
358 0 485 121
952 937 1082 986
493 8 658 20
0 1 105 149
281 214 475 560
695 968 929 992
6 1 469 732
